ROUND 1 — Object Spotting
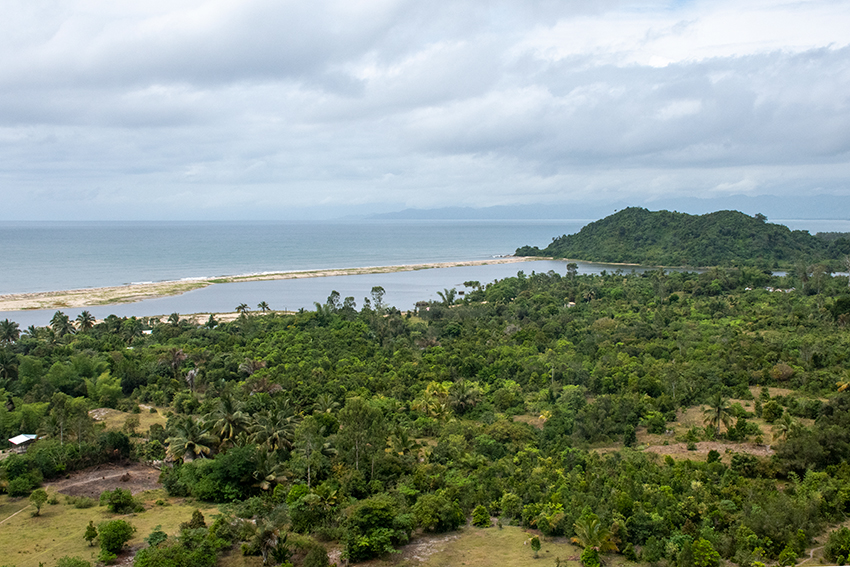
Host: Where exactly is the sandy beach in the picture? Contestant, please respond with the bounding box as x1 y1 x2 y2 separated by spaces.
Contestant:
0 257 542 312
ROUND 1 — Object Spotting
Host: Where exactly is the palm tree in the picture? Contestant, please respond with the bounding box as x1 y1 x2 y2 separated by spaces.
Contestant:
160 347 187 381
572 513 619 553
703 393 733 435
448 380 481 415
165 416 217 462
50 311 75 337
238 357 266 376
772 413 799 442
235 303 250 314
0 319 20 344
313 393 340 415
437 287 457 307
206 396 251 448
76 311 95 333
0 348 18 383
250 406 300 452
257 301 271 312
251 448 288 491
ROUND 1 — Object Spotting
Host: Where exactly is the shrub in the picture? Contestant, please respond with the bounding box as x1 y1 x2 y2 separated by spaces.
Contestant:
303 544 330 567
98 519 135 554
100 488 140 513
412 493 464 533
7 475 34 497
472 504 490 527
66 495 97 509
826 527 850 563
56 557 92 567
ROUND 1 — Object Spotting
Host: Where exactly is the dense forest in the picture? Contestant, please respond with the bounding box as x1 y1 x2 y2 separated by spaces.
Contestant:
515 208 850 269
3 264 850 566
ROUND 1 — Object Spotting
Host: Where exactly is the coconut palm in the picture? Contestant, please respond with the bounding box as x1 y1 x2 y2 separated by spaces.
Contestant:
313 393 340 415
448 379 481 415
252 448 288 490
160 347 188 381
437 287 457 306
50 311 75 337
165 416 217 462
258 301 271 312
0 319 20 344
772 413 799 442
250 407 299 451
235 303 250 314
238 357 266 376
572 513 619 553
206 395 251 447
76 311 95 333
703 393 733 435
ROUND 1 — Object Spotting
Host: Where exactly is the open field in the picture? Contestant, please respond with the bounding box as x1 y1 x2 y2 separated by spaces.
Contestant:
0 487 217 567
0 257 538 311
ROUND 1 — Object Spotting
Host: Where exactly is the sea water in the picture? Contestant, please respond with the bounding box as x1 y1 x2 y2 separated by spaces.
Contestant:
2 218 847 327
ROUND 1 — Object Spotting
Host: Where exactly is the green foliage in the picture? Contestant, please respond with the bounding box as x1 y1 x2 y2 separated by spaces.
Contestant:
530 534 541 558
98 519 135 554
471 504 490 527
691 538 720 567
29 487 48 515
826 528 850 563
84 520 98 546
303 544 331 567
344 493 414 561
579 546 599 567
517 208 840 268
56 556 92 567
99 488 140 513
413 493 465 533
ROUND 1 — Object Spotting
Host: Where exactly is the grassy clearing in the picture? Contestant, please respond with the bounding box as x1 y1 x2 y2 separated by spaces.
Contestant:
93 406 168 433
351 525 592 567
0 488 217 567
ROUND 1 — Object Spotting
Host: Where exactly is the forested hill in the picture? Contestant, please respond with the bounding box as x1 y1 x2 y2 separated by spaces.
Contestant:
516 208 850 268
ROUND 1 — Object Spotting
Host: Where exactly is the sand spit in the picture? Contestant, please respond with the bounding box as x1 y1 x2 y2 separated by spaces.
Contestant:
0 257 543 311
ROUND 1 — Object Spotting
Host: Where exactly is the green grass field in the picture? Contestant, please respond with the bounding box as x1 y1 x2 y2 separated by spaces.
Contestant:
0 488 217 567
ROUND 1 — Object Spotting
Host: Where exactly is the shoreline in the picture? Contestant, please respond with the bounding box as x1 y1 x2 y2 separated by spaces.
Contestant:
0 257 544 312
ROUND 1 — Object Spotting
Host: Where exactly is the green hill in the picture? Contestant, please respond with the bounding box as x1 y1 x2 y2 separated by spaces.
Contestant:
516 208 850 268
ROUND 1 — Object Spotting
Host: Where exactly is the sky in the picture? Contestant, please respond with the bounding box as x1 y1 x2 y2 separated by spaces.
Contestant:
2 0 850 220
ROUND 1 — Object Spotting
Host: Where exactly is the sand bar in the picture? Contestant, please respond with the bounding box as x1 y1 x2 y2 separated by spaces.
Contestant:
0 257 544 312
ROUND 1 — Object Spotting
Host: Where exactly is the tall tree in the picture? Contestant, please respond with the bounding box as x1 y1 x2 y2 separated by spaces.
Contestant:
76 311 95 333
0 319 20 344
165 416 217 462
50 311 75 337
338 397 386 479
703 393 733 435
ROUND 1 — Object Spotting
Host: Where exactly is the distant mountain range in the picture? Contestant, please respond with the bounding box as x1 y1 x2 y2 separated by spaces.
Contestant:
515 208 850 268
367 194 850 221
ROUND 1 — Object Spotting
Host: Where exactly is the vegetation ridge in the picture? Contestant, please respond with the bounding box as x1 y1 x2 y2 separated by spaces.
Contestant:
516 208 850 269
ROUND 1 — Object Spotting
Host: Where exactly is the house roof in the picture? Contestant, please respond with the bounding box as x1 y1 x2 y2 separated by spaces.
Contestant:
8 434 37 445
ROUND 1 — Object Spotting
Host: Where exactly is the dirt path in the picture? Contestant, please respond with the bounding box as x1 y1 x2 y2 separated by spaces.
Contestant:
0 503 31 526
47 462 162 497
796 545 824 566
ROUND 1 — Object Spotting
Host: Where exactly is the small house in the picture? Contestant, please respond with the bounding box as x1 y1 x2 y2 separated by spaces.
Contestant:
8 434 38 454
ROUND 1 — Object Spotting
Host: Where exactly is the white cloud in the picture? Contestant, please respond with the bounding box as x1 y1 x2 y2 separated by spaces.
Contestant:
1 0 849 219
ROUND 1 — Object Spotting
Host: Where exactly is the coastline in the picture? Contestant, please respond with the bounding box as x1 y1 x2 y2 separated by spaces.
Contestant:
0 256 543 312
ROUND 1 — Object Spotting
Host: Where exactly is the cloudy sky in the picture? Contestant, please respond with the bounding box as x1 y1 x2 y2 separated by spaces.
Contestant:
2 0 850 220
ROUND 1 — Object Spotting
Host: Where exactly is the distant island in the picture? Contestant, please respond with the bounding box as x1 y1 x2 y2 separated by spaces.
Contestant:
516 208 850 269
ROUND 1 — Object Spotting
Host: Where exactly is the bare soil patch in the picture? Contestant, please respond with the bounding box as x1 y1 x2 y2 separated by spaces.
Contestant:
644 441 774 460
47 462 162 498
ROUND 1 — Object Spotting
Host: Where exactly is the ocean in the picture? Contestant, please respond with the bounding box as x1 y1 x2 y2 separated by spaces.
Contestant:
2 218 848 328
